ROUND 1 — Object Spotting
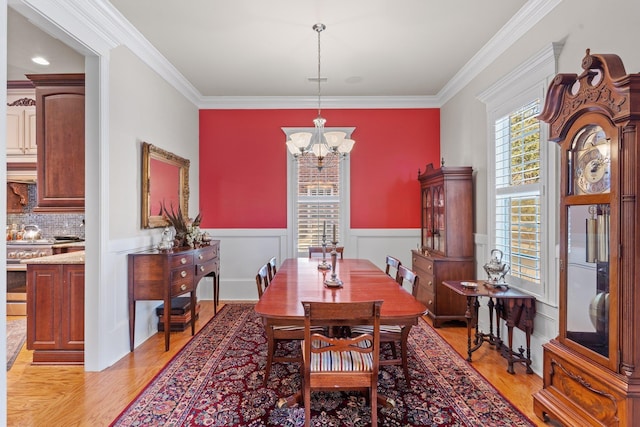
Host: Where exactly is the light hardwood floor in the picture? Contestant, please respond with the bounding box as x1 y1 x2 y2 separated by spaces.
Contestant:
7 301 545 426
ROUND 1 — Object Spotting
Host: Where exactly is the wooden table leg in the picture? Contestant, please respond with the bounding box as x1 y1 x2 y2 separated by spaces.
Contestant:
128 300 136 352
213 272 219 315
464 295 474 361
163 294 171 351
494 298 504 348
506 323 515 374
190 291 197 336
525 328 533 374
524 300 535 374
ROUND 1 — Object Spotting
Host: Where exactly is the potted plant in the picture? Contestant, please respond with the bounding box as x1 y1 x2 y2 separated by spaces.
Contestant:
161 202 202 248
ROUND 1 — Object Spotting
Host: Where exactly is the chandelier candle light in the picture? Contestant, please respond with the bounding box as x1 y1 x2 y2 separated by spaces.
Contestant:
285 23 355 170
324 223 343 287
317 220 331 271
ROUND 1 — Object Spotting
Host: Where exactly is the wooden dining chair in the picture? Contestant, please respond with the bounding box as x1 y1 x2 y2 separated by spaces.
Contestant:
255 263 270 298
384 255 402 283
381 265 419 386
257 262 308 386
301 300 382 427
351 264 418 387
308 246 344 259
267 256 278 282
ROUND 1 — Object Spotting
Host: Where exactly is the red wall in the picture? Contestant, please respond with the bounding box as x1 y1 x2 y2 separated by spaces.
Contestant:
150 157 180 216
199 109 440 229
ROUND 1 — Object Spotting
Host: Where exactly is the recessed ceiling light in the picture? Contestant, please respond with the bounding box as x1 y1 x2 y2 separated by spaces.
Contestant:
31 56 50 66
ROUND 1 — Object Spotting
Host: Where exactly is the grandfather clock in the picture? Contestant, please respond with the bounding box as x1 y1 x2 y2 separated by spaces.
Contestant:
533 50 640 426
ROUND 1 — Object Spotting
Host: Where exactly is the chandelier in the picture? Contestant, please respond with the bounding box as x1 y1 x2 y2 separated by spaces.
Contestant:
285 23 355 170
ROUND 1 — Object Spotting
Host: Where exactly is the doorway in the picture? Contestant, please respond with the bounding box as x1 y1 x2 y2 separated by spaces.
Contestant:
5 3 100 376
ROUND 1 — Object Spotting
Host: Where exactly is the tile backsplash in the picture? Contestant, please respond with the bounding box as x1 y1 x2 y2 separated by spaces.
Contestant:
6 183 85 239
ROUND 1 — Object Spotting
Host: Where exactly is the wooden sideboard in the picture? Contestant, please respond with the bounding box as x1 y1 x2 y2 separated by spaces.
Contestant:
412 251 474 327
128 241 220 351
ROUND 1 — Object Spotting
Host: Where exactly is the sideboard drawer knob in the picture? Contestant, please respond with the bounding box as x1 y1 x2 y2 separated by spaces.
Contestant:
180 284 187 291
180 257 187 265
428 265 432 271
198 254 204 260
181 270 187 278
200 265 205 272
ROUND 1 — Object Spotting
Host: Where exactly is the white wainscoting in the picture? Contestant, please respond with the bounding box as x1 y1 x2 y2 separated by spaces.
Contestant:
206 228 422 299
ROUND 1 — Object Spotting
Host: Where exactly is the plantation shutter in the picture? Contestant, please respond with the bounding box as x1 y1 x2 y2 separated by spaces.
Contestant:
494 99 542 285
296 153 341 255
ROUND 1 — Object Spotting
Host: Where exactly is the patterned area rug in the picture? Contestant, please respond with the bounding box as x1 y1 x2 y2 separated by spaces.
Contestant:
7 318 26 371
111 304 535 426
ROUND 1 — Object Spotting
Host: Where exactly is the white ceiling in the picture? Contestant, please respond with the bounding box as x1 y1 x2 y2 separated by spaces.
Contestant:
7 8 84 81
8 0 553 104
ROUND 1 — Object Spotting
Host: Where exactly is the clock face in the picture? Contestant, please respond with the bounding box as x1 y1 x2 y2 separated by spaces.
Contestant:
572 125 611 195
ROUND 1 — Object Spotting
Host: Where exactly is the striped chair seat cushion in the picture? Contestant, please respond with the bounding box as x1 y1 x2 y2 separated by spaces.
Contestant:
304 338 374 372
351 325 401 335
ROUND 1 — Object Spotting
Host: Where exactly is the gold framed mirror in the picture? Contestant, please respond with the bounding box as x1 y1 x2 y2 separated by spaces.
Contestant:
141 142 190 228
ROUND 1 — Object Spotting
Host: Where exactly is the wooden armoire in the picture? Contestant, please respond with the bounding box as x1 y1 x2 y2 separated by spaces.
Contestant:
411 162 474 327
533 50 640 426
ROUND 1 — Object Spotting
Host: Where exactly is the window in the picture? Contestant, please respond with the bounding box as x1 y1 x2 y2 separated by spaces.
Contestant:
494 100 542 286
295 154 342 255
285 127 353 258
478 43 562 301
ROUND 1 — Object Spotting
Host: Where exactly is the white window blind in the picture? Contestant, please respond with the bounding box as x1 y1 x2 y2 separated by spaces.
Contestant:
494 100 542 285
295 154 341 255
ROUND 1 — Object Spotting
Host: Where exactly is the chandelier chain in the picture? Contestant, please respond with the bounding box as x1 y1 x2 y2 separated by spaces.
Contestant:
315 23 324 118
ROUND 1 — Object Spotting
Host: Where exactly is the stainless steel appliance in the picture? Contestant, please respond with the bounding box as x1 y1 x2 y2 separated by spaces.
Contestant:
6 239 54 315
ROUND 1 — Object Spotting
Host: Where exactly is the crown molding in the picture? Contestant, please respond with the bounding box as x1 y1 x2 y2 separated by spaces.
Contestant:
196 95 441 110
477 41 563 105
437 0 563 105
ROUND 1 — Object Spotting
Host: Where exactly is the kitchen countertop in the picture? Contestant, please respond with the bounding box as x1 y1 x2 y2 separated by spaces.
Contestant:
21 250 85 265
51 241 85 248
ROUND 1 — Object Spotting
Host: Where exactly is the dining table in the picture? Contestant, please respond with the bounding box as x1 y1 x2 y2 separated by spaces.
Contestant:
255 257 426 327
254 257 427 407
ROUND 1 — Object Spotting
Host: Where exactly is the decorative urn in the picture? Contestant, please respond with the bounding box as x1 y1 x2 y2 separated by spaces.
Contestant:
483 249 510 284
157 227 174 250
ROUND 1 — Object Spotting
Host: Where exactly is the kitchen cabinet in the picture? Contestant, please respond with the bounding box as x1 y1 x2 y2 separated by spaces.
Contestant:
26 259 84 364
412 163 474 327
26 73 85 212
6 87 37 163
